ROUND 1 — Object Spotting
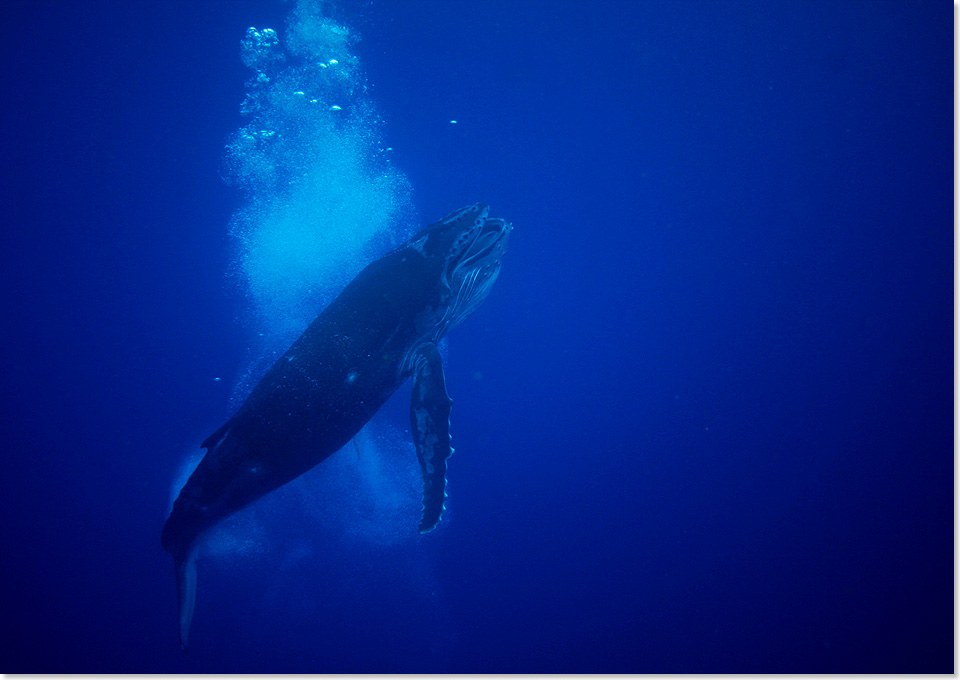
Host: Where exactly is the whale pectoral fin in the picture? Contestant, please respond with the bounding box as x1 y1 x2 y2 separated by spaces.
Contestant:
173 546 199 653
409 342 453 533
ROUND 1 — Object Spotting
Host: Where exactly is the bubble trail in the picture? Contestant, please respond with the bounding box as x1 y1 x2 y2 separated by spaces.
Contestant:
222 0 416 403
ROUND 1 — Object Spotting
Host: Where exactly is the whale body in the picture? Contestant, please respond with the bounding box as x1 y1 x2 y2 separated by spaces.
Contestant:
161 203 511 650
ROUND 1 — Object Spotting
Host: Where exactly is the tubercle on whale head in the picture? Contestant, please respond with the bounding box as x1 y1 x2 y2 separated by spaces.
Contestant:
404 203 489 260
407 203 511 280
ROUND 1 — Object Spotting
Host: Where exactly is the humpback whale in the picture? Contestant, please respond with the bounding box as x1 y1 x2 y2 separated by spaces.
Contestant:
161 203 511 650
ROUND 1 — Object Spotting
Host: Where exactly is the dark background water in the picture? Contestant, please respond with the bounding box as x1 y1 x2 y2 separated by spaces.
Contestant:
1 0 952 673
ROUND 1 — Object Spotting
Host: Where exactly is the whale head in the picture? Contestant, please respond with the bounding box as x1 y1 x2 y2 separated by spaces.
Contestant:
408 203 512 337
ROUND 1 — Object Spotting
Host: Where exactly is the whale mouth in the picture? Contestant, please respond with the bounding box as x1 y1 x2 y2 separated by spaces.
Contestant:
457 216 511 270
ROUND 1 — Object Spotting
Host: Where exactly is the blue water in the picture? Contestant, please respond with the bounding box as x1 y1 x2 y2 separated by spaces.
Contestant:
1 0 952 673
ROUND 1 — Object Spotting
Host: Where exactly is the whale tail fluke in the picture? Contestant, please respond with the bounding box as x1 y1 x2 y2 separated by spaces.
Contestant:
173 546 199 653
162 496 203 652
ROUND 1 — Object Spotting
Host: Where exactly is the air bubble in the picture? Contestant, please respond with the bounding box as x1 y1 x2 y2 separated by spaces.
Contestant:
223 2 416 404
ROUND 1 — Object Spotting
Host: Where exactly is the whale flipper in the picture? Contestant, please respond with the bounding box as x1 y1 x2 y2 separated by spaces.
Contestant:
410 342 453 533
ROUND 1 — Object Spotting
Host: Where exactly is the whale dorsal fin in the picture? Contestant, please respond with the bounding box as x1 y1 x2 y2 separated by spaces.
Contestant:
409 342 453 533
200 420 232 451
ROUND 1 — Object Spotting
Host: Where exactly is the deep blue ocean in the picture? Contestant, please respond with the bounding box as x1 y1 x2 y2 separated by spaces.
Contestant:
1 0 952 673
